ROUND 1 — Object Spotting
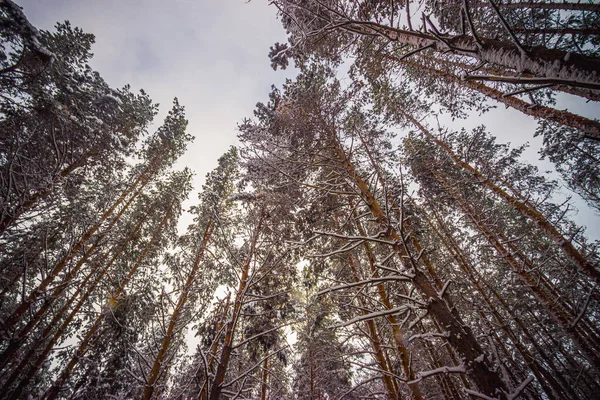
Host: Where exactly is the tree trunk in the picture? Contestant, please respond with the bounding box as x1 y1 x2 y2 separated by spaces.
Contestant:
431 167 600 370
347 255 399 400
260 354 268 400
0 219 144 399
0 182 144 370
142 219 214 400
385 54 600 140
199 294 231 400
208 215 263 400
350 214 423 400
340 19 600 88
419 199 582 400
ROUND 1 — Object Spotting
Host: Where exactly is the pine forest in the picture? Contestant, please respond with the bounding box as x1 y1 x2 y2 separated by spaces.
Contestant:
1 0 600 399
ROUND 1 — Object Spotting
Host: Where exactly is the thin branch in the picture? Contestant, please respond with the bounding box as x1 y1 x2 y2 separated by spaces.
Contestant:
487 0 527 56
462 73 600 91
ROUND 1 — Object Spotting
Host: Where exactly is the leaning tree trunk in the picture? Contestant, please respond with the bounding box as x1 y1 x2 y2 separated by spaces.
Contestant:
383 53 600 140
328 17 600 88
346 254 400 400
43 210 170 400
0 183 145 370
403 111 600 286
349 214 423 400
430 167 600 371
1 219 144 399
0 156 158 337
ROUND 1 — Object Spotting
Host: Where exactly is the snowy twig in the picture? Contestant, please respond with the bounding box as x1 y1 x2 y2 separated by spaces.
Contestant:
502 83 554 98
408 331 450 344
221 346 289 389
408 365 467 384
330 305 409 329
437 279 452 298
464 388 499 400
317 276 412 296
398 43 435 62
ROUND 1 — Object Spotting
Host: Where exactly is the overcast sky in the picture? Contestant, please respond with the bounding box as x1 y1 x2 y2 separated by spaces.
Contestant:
18 0 599 239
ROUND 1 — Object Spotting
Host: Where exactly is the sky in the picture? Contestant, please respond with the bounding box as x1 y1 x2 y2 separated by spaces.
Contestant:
17 0 600 239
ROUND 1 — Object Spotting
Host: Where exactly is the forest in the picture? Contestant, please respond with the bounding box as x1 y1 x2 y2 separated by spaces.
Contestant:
0 0 599 399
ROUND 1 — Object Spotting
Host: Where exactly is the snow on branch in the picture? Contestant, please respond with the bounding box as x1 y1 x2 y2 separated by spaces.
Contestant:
317 276 413 297
461 73 600 91
463 388 499 400
313 230 398 246
437 279 452 298
507 375 535 400
330 305 409 329
408 365 467 385
221 345 289 389
407 331 450 345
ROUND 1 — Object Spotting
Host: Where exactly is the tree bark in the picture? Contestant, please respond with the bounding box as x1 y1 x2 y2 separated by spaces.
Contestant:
334 19 600 88
1 219 143 399
142 219 214 400
383 53 600 140
347 254 399 400
260 354 269 400
208 215 263 400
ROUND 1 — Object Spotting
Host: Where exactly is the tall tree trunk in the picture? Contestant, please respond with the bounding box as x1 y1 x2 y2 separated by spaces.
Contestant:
403 112 600 285
199 294 231 400
142 219 214 400
208 215 263 400
418 199 582 400
415 53 600 102
350 213 423 400
383 54 600 139
430 167 600 370
260 354 268 400
337 19 600 88
0 183 145 370
347 254 399 400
